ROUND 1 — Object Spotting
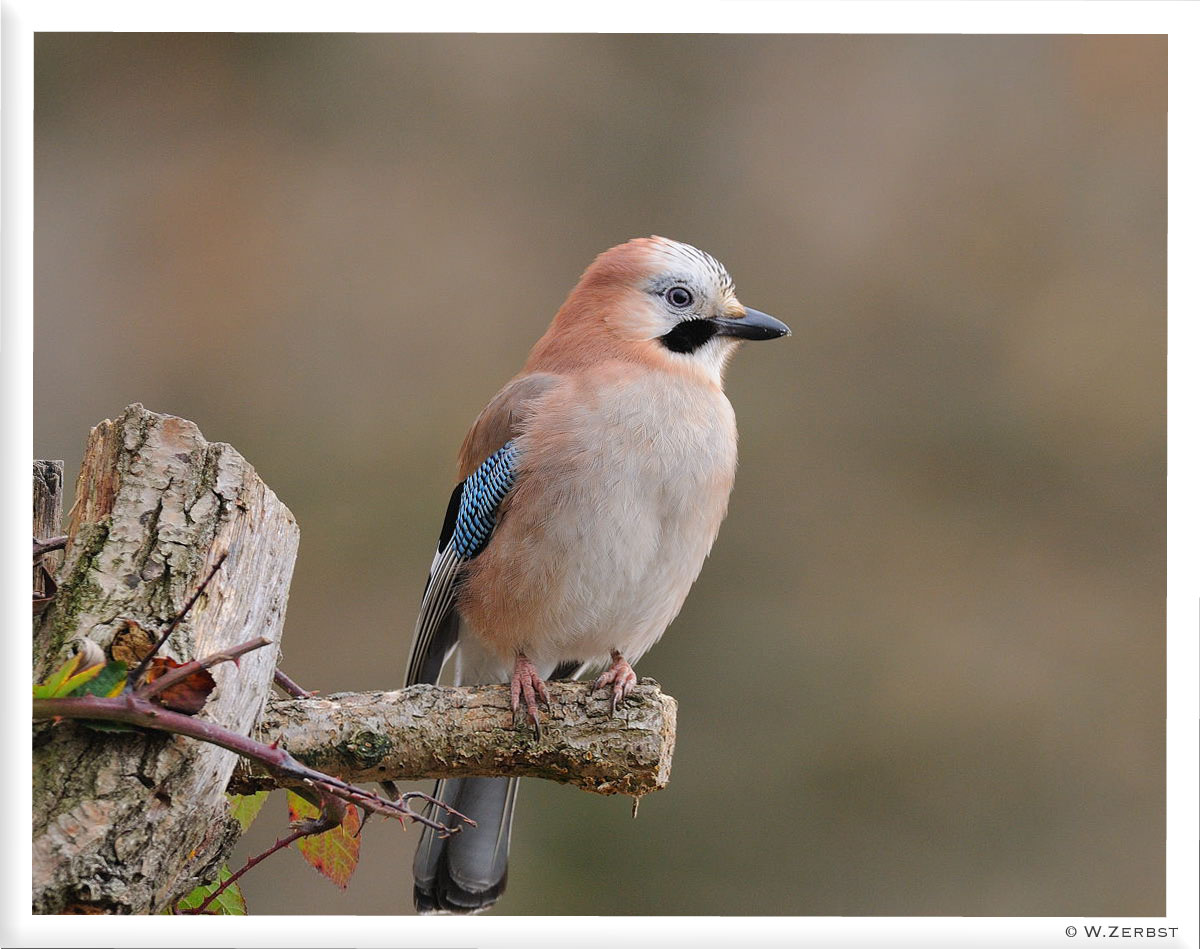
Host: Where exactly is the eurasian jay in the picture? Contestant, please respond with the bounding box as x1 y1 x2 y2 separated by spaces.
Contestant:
407 235 790 913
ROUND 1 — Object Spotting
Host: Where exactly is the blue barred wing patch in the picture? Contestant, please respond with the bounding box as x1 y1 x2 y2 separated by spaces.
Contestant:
406 440 521 687
451 441 519 558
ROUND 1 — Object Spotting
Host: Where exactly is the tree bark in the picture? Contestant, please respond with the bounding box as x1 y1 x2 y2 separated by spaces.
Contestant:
33 460 64 610
229 680 676 797
32 405 299 914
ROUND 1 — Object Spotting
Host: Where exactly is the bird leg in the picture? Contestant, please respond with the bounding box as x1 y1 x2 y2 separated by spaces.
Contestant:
592 649 637 713
510 652 550 738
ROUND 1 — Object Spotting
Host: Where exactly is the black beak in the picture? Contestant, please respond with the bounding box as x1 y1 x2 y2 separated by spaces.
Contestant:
710 307 791 341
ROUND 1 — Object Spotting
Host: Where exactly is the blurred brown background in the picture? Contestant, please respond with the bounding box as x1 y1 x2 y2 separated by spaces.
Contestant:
34 34 1165 915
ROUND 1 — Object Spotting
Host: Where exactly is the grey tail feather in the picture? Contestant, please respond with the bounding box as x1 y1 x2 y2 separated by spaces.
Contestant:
413 776 518 915
550 659 584 681
412 660 581 914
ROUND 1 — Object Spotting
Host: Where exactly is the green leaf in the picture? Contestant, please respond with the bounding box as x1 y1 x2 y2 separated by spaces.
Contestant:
227 791 269 833
36 661 134 730
287 790 362 889
67 660 127 698
34 655 125 701
58 662 105 695
172 865 247 915
33 653 83 699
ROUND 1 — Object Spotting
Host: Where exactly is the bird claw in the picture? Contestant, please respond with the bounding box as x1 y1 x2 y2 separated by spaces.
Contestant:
592 653 637 713
510 654 550 738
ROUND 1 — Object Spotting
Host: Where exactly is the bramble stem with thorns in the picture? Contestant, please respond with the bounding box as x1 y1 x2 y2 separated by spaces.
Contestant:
187 826 311 914
35 637 470 836
32 535 68 561
138 637 273 700
185 807 342 914
127 551 230 687
273 668 316 698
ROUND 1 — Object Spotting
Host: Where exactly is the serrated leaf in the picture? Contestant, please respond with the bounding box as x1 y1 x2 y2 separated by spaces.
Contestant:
67 660 127 698
227 791 269 833
287 790 361 889
172 865 247 915
33 653 83 698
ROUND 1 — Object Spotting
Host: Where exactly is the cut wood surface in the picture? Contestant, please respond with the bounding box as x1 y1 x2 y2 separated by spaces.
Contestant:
229 680 676 797
32 405 299 914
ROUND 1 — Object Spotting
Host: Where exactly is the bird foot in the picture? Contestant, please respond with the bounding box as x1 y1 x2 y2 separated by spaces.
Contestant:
510 653 550 738
592 652 637 713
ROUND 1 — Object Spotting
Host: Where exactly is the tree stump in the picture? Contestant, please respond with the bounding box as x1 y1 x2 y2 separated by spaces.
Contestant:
32 405 299 914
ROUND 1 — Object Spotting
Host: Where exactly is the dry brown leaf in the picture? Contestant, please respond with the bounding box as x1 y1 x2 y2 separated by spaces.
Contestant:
144 657 216 714
110 620 158 664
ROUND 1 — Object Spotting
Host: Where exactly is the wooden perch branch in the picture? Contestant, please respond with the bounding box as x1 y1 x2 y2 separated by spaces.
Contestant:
230 679 676 797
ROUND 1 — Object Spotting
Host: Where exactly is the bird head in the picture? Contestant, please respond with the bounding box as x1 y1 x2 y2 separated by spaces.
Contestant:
529 236 790 385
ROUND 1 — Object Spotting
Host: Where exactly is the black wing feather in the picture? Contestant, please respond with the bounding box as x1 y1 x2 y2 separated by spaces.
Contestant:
405 443 519 688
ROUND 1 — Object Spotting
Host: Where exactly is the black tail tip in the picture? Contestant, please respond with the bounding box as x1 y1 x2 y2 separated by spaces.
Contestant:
413 872 507 915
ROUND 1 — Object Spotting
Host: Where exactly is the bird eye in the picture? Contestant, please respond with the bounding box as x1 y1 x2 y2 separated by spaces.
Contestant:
665 286 693 308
